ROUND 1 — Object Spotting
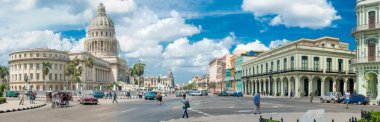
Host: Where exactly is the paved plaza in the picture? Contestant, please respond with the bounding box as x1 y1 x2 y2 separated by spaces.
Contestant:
0 95 378 122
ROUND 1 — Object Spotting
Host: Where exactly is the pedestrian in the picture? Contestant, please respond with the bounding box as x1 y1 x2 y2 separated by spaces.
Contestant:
112 91 118 103
309 92 314 103
79 91 81 97
19 89 25 105
345 90 350 109
127 90 131 99
253 92 261 114
28 91 33 104
108 91 112 100
290 90 293 98
181 94 190 118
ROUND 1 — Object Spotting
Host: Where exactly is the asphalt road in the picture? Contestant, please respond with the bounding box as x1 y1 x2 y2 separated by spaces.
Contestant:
0 95 379 122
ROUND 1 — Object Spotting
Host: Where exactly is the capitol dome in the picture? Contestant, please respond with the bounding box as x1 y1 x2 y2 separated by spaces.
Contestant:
88 3 114 31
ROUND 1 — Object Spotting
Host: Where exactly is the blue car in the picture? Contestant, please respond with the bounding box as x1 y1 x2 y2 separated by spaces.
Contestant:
233 92 243 97
93 91 105 99
343 94 368 105
144 91 157 100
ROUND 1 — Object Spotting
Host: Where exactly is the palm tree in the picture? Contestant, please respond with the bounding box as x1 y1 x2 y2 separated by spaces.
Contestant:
133 61 145 88
84 57 94 90
43 62 52 91
73 66 83 91
64 63 75 90
73 56 80 66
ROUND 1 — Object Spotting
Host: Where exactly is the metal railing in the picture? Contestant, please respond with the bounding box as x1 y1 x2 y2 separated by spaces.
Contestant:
352 56 380 63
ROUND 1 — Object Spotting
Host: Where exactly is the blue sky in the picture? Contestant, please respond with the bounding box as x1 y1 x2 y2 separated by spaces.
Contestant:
0 0 357 84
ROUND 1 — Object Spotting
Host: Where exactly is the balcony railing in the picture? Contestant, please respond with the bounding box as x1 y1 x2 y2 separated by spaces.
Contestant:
351 56 380 63
351 24 380 34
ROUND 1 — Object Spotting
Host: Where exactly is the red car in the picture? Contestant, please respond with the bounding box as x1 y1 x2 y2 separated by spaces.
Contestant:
212 91 219 94
79 95 98 105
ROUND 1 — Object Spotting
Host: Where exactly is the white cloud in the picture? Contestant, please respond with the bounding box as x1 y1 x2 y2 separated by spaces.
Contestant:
269 39 290 49
162 34 234 73
242 0 341 29
233 40 269 54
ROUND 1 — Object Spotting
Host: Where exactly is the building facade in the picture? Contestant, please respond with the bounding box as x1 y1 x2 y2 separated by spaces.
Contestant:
143 70 174 92
242 37 356 97
9 3 129 91
352 0 380 100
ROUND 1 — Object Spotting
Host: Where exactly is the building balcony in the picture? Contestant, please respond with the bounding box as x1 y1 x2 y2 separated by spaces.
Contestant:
351 24 380 35
352 56 380 63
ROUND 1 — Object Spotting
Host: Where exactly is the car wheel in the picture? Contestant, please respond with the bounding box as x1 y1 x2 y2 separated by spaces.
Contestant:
358 101 362 105
320 99 324 103
331 99 335 103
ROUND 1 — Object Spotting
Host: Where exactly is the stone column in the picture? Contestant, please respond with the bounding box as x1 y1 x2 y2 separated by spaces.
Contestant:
258 81 261 93
343 78 348 93
288 80 291 97
295 76 300 98
274 79 278 96
281 79 284 96
309 76 313 97
251 81 254 95
321 77 325 96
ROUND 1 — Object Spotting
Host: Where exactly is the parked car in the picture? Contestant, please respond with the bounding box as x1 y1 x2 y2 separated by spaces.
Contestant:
320 92 343 103
144 91 157 100
233 91 243 97
79 95 98 105
212 91 219 94
6 91 20 97
226 89 235 96
190 91 202 96
92 91 105 99
175 91 183 97
201 90 208 96
342 94 369 105
218 91 229 96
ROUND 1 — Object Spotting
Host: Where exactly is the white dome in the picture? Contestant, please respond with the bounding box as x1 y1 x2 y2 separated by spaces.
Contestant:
88 3 114 30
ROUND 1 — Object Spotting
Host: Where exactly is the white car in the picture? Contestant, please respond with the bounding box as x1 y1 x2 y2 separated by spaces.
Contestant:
190 91 202 96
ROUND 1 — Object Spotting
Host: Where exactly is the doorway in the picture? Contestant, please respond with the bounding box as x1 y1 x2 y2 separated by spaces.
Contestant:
368 39 376 62
304 79 309 96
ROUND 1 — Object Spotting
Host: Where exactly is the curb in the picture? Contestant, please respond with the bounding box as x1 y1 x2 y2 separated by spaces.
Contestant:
0 103 46 114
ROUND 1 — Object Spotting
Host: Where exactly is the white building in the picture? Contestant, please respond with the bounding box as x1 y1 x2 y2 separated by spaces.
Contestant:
242 37 356 98
352 0 380 100
8 3 128 91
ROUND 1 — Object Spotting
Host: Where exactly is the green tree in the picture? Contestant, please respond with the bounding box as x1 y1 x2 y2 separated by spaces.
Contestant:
64 63 75 90
43 62 52 90
73 66 83 90
84 57 94 90
132 61 145 87
0 66 8 83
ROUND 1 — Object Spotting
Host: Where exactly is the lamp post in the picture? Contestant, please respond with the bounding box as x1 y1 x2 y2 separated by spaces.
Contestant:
269 69 273 96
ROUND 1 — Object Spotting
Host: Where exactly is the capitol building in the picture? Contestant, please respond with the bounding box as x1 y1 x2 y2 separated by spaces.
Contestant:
8 3 128 91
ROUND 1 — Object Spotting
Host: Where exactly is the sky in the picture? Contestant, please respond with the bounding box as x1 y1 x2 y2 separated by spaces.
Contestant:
0 0 357 84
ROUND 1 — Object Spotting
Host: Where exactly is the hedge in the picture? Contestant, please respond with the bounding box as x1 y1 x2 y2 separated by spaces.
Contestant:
0 97 6 104
358 111 380 122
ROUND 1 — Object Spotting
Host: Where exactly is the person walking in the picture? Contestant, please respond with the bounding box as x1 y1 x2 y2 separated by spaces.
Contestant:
345 90 350 109
108 91 112 100
253 92 261 114
28 91 33 104
112 91 118 103
310 92 314 103
181 94 190 118
19 89 25 105
127 90 131 99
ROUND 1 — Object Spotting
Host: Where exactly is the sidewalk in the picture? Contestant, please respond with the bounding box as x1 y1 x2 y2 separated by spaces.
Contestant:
163 112 360 122
0 100 46 113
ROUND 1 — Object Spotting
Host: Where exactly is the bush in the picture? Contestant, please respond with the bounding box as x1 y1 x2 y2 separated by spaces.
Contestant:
0 97 6 104
359 111 380 122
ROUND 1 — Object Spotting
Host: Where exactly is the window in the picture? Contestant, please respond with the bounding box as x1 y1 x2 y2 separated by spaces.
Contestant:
326 58 332 72
30 53 33 57
60 64 62 70
266 63 268 73
277 60 280 71
314 57 320 71
249 68 251 75
369 11 376 29
49 54 52 57
19 74 21 81
49 73 52 80
283 58 287 70
301 56 308 70
55 64 57 69
252 67 255 75
24 64 27 70
55 74 58 80
338 59 343 72
29 64 33 70
60 74 62 80
43 53 46 57
331 44 335 48
96 32 98 36
271 62 273 70
36 73 40 80
36 64 40 69
24 54 26 58
19 54 21 58
36 53 39 57
55 54 57 58
322 44 325 47
290 56 295 70
30 73 33 80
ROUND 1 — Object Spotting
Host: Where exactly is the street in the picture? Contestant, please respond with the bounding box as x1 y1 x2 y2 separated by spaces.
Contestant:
0 95 379 122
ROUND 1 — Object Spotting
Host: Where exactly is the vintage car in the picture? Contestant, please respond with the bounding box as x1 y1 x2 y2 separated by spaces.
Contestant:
6 91 20 97
92 91 105 99
79 95 98 105
175 91 183 97
144 91 157 100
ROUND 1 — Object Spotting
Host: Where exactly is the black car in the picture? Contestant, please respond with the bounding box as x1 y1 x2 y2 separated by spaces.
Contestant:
201 91 208 96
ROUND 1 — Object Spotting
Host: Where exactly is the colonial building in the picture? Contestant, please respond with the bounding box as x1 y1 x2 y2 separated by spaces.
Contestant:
352 0 380 100
242 37 356 98
143 70 175 92
208 58 221 91
8 3 129 91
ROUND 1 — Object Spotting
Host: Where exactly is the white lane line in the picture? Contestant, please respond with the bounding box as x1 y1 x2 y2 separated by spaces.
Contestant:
188 108 210 116
121 108 136 113
90 108 108 111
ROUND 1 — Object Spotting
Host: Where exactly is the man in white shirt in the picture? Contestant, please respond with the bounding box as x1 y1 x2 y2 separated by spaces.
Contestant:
345 91 350 109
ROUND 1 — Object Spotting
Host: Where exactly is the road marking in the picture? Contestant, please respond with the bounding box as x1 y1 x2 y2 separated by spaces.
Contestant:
188 108 210 116
121 108 136 113
273 106 279 108
90 108 108 111
237 110 253 113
